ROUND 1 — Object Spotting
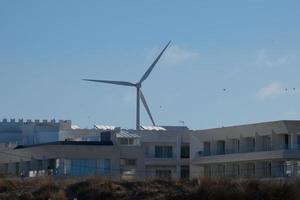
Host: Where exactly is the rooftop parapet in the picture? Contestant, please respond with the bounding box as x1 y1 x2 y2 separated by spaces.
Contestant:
0 118 72 130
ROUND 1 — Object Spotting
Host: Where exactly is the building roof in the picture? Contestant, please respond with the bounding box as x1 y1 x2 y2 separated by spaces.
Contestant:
192 120 300 139
71 125 80 130
94 125 116 130
140 126 167 131
116 131 140 138
14 141 113 149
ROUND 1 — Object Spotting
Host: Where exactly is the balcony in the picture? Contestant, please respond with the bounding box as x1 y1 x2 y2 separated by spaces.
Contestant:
193 147 300 165
144 156 177 165
199 143 296 158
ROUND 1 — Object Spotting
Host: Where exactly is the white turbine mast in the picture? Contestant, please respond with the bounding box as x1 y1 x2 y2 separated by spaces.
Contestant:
83 41 171 130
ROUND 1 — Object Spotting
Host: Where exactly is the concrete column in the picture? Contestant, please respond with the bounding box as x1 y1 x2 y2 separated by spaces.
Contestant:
176 134 181 179
255 133 259 151
270 132 274 150
225 137 230 154
210 139 215 155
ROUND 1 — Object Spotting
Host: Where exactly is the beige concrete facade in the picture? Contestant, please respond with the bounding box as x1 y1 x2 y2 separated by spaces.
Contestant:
190 120 300 179
2 119 300 180
0 119 190 180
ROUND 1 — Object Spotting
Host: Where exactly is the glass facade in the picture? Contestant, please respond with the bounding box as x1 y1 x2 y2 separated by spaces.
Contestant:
119 138 134 145
155 169 172 179
180 165 189 179
155 146 173 158
181 144 190 158
203 142 211 156
63 159 110 176
216 140 225 155
101 132 111 142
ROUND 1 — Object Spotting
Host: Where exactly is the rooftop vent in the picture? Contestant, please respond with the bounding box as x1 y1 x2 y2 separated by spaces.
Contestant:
94 125 116 131
140 126 167 131
71 125 80 130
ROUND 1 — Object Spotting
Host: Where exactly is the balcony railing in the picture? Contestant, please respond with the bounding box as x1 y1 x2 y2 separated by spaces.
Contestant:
198 143 300 157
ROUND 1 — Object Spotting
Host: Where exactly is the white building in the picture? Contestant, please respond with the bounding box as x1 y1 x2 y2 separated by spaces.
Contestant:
1 119 300 180
0 119 190 180
190 120 300 179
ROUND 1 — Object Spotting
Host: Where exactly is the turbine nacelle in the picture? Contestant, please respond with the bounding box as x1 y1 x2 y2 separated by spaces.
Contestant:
136 83 142 88
83 41 171 130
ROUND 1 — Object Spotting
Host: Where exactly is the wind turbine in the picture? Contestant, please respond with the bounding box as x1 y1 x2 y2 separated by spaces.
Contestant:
83 41 171 130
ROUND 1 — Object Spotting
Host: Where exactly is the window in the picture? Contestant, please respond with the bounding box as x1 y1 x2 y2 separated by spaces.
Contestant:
216 140 225 155
98 159 111 176
262 162 271 177
101 132 111 142
284 134 290 149
285 161 292 177
181 144 190 158
262 136 271 151
297 135 300 150
128 138 134 145
64 159 110 176
217 165 225 177
119 138 134 146
246 138 255 152
229 164 240 177
156 169 172 179
246 163 255 177
155 146 173 158
180 166 189 179
66 159 97 176
120 159 136 166
203 142 211 156
230 139 240 153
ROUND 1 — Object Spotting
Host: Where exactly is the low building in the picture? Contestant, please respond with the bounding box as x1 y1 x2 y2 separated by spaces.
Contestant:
0 119 190 180
190 120 300 179
2 119 300 180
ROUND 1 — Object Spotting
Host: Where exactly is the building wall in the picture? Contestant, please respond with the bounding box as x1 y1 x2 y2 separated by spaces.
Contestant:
190 120 300 179
3 119 300 180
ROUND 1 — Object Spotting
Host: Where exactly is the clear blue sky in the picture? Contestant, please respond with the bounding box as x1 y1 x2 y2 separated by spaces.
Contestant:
0 0 300 129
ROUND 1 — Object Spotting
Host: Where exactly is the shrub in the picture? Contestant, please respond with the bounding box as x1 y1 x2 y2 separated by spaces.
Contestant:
1 177 300 200
0 179 18 193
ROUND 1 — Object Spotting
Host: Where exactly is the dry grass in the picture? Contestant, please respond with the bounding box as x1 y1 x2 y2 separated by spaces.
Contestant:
0 177 300 200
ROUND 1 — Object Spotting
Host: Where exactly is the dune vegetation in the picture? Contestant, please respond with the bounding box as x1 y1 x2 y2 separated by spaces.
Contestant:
0 176 299 200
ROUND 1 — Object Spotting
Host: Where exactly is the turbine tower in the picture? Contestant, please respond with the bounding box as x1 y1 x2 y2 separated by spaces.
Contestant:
83 41 171 130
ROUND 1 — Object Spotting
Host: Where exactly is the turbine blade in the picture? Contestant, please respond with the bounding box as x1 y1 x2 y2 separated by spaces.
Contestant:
83 79 136 87
140 90 156 126
139 41 171 84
